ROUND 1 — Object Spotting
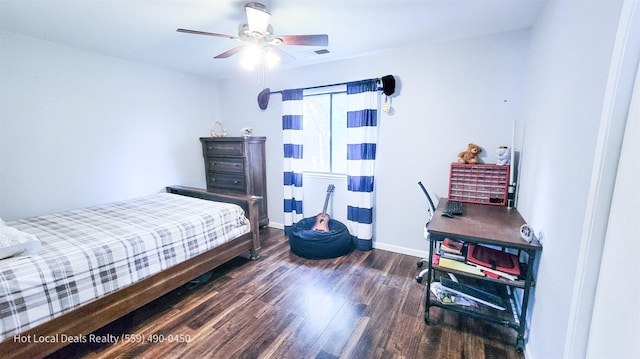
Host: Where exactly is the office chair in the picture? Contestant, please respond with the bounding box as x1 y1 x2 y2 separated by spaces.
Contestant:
416 181 436 283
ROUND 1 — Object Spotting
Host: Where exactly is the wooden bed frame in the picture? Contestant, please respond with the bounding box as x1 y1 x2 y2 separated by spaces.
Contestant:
0 186 261 359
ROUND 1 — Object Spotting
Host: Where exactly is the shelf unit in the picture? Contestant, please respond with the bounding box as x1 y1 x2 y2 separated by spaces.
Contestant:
424 200 542 351
448 163 510 205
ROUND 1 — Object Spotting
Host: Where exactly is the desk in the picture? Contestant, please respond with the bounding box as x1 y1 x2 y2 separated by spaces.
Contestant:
425 199 542 351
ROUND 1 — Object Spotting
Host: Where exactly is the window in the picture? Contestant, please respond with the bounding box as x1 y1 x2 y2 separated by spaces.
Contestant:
302 86 347 174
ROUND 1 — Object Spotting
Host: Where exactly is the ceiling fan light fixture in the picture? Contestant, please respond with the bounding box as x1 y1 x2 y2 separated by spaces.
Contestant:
264 47 280 69
238 23 273 40
178 1 329 76
245 2 271 35
240 44 261 71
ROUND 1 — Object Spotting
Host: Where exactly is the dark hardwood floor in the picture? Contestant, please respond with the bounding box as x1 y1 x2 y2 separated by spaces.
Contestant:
48 228 524 359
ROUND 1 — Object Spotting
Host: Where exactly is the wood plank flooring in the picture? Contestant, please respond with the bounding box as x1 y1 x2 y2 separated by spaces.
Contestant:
48 228 525 359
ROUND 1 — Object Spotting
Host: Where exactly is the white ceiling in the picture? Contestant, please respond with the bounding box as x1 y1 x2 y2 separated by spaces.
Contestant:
0 0 547 80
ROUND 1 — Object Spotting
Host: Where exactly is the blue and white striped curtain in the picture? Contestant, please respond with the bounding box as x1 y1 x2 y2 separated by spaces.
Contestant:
282 89 304 235
346 79 379 251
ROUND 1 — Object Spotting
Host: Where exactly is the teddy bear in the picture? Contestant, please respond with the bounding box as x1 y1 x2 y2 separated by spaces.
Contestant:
457 143 482 164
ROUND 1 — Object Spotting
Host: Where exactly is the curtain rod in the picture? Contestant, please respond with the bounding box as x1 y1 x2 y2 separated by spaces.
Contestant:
268 78 381 95
257 75 394 110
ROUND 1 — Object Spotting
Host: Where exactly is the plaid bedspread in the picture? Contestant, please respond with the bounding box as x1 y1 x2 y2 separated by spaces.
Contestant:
0 193 250 341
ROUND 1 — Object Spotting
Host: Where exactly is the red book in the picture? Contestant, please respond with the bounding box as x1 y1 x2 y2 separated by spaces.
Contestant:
441 238 463 254
466 244 520 276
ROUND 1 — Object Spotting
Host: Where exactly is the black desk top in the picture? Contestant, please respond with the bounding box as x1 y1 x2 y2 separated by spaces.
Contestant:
427 199 542 250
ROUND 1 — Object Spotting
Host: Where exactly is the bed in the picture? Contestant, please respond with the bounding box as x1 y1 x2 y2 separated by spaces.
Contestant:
0 185 261 358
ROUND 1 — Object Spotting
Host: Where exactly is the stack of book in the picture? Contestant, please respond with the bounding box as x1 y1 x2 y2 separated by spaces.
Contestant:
435 238 485 276
437 238 465 261
433 240 522 281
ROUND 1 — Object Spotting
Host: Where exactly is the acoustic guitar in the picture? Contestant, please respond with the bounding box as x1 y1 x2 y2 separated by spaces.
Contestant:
312 184 335 232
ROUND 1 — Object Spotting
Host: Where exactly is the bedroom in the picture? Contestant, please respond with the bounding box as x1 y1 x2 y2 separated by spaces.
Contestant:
0 1 638 358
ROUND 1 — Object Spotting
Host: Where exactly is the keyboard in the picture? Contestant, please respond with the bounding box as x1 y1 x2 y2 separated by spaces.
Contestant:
445 200 463 215
439 276 506 310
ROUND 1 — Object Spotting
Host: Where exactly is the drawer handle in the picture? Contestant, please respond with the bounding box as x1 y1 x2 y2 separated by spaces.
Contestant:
207 145 239 151
234 180 239 184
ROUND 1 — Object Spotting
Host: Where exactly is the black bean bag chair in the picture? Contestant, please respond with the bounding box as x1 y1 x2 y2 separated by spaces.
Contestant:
289 217 354 259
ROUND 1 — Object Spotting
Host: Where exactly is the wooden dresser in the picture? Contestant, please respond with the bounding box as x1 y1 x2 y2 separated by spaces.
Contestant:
200 137 268 227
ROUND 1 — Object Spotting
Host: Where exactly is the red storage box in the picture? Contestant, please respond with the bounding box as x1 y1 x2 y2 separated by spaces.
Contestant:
448 163 509 205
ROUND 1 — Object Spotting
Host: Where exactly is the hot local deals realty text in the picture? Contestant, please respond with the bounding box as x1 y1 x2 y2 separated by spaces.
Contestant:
13 333 191 344
14 334 121 344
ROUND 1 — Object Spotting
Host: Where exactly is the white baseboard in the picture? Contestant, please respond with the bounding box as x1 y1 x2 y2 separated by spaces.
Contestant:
372 242 429 258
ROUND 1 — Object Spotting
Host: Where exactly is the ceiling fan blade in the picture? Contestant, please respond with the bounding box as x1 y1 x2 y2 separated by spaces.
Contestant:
176 28 237 40
214 46 245 59
279 34 328 46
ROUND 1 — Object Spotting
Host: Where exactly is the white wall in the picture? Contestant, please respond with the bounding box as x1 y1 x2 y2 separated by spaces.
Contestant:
587 56 639 359
585 2 640 358
0 32 219 220
516 1 628 358
218 30 531 257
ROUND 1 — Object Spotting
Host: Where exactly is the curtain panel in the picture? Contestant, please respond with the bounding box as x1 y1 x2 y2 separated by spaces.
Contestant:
282 89 304 235
346 79 379 250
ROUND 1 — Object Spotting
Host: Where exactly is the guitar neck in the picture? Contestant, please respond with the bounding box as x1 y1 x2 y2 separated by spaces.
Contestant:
321 193 331 215
319 184 335 216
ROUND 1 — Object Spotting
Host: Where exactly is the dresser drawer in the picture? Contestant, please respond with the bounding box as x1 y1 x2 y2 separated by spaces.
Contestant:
206 173 246 192
202 140 244 156
206 157 244 174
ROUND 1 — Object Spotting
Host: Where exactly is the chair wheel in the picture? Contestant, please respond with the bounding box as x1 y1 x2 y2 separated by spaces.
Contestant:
415 275 423 283
417 261 424 268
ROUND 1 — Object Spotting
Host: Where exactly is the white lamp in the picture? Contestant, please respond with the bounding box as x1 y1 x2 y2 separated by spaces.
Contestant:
245 2 271 35
264 47 280 69
240 44 261 70
241 45 280 71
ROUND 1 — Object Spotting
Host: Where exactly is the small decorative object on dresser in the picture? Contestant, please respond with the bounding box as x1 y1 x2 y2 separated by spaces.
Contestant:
211 121 227 137
200 136 269 227
241 127 254 137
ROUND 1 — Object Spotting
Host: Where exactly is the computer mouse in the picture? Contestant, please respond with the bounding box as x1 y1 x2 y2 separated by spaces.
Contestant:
441 212 454 218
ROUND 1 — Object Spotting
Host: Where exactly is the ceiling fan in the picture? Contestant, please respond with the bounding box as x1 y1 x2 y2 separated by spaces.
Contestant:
177 2 329 60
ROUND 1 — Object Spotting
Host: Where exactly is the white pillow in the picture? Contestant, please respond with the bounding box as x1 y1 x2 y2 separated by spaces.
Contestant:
0 224 41 260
